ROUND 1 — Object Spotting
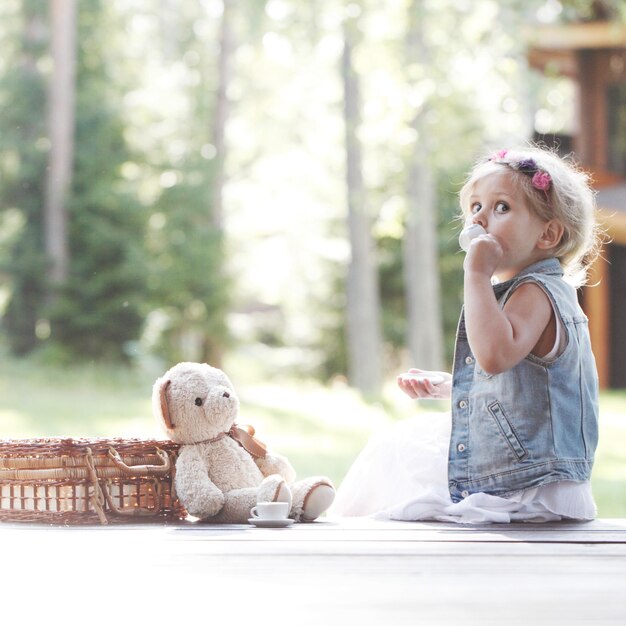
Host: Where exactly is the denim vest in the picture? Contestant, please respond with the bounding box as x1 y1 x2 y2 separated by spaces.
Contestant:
448 258 599 502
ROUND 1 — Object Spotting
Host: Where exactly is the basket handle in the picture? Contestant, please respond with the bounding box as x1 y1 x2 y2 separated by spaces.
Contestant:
85 448 108 525
107 447 171 477
101 479 163 517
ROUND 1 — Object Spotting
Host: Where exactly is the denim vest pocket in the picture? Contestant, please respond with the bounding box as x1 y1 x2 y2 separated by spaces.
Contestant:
487 401 528 460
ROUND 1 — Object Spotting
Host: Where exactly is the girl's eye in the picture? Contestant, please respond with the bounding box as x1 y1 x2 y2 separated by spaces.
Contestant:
495 201 509 213
470 202 481 214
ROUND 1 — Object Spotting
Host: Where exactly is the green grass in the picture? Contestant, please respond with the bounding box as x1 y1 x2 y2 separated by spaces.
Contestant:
1 357 625 517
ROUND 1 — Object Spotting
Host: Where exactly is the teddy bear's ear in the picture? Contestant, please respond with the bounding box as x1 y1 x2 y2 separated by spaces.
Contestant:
159 379 175 429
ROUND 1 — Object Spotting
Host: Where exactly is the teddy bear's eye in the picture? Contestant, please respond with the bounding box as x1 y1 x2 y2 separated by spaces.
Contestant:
195 397 203 406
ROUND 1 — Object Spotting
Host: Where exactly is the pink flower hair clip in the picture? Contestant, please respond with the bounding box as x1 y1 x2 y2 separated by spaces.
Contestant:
531 170 552 192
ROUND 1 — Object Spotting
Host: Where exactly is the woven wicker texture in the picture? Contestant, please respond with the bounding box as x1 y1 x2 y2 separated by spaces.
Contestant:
0 438 184 525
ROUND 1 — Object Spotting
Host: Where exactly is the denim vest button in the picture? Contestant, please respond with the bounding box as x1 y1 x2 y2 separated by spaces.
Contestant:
461 490 469 498
459 400 467 409
465 356 474 365
457 443 466 452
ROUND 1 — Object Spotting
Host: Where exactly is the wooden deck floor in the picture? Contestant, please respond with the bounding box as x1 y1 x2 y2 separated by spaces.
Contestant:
2 517 626 625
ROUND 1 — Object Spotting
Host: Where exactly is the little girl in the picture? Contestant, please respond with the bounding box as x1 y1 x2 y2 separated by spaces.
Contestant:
331 146 601 523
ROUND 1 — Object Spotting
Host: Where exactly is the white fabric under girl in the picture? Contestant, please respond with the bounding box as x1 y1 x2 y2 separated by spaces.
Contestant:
329 410 596 523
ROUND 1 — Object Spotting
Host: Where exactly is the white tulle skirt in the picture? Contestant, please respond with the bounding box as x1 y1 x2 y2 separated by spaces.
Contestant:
329 411 596 524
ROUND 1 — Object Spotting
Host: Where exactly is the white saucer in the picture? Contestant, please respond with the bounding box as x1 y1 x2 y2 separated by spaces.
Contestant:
248 518 294 528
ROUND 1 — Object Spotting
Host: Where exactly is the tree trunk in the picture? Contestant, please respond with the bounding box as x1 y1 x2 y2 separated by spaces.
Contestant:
159 0 180 61
402 1 444 371
342 16 383 396
201 0 235 366
44 0 77 287
210 0 234 232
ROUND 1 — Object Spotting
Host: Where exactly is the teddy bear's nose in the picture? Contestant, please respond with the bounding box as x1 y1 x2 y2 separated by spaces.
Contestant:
222 391 230 398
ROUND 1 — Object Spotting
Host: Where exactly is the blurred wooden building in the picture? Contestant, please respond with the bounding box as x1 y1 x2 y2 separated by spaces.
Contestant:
528 20 626 388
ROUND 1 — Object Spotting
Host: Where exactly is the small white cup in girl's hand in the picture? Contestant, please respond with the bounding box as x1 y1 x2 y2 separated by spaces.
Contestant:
250 502 290 520
459 224 487 252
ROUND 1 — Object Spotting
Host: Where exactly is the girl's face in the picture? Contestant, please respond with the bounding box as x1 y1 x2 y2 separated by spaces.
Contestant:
466 170 549 281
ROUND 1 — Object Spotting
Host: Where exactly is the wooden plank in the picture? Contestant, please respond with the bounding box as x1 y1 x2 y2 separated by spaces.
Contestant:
4 524 626 555
5 517 626 543
169 529 626 544
169 516 626 531
159 541 626 558
167 518 626 544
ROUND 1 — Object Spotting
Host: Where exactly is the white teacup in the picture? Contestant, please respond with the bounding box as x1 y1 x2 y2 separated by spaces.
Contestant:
459 223 487 252
250 502 290 520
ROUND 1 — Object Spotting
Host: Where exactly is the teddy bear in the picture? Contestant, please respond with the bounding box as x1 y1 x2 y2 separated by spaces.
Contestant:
152 362 336 523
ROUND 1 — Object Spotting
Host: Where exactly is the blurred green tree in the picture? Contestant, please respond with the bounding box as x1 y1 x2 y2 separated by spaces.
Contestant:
0 0 148 362
0 0 49 355
1 0 612 376
44 0 147 362
140 1 232 364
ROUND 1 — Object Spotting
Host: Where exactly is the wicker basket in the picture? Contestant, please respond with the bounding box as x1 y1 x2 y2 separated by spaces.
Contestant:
0 438 185 525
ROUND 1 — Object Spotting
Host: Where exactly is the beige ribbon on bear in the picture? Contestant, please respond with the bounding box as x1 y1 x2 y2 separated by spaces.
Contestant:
228 424 267 459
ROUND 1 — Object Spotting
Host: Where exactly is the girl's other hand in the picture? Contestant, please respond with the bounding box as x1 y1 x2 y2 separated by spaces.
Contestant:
397 368 452 400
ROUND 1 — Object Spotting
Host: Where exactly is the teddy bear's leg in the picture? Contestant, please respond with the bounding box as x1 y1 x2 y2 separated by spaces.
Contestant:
257 473 292 509
289 477 336 522
211 475 292 523
175 448 226 520
211 487 261 523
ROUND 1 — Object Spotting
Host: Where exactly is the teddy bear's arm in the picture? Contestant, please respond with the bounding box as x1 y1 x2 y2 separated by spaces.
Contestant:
175 445 225 519
254 451 297 483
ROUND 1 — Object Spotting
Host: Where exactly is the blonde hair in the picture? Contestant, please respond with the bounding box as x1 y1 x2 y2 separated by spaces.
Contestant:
459 146 602 287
